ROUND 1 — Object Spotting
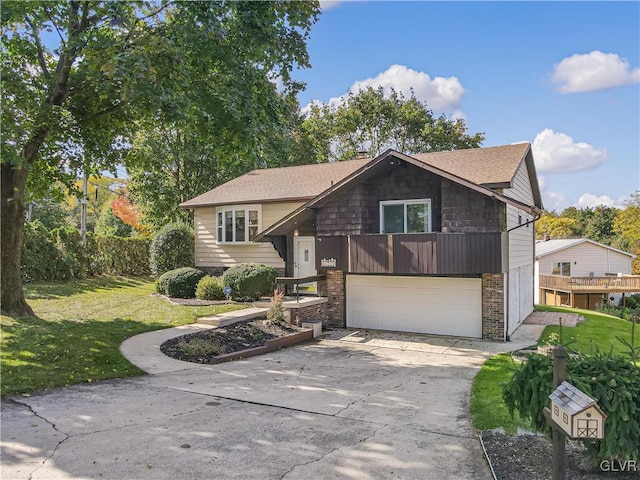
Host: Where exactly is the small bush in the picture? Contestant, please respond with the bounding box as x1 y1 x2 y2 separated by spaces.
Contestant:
267 289 286 323
196 276 225 301
222 263 277 302
149 222 194 276
503 351 640 462
157 267 206 298
22 220 60 281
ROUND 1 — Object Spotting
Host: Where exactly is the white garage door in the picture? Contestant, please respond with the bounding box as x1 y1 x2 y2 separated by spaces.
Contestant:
346 275 483 338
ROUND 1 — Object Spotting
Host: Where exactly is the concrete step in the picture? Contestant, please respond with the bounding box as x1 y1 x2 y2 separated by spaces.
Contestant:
197 307 268 327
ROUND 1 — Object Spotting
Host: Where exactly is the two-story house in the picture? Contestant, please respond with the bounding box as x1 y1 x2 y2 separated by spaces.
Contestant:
181 143 543 341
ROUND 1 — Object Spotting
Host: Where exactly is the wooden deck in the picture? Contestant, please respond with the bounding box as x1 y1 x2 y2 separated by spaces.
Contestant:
539 274 640 293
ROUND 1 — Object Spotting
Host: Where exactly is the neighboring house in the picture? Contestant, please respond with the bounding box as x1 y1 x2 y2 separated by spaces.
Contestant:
535 238 639 309
181 143 543 341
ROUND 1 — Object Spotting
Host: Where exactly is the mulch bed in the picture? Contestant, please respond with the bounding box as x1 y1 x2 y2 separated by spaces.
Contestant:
481 430 637 479
152 294 232 306
161 319 302 364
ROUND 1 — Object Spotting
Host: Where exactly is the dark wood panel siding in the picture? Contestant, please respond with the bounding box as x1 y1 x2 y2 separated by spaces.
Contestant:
441 180 505 233
340 232 506 275
393 234 438 274
435 232 506 274
349 234 390 273
316 236 349 272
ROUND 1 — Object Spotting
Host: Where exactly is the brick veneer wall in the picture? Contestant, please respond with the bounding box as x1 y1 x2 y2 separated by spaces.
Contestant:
288 301 329 325
325 270 345 328
482 273 505 341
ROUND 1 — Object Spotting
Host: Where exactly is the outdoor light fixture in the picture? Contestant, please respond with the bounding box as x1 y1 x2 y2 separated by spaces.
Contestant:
293 228 299 237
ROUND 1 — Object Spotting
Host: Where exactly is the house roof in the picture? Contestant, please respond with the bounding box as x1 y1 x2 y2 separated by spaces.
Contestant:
179 159 370 207
256 147 543 240
412 143 529 187
181 142 541 208
536 238 636 259
549 381 602 416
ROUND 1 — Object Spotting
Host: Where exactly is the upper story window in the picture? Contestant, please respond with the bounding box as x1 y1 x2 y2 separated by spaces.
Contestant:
380 199 431 234
217 206 260 243
552 261 571 276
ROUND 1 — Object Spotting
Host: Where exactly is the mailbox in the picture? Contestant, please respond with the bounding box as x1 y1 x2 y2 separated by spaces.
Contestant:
549 381 606 439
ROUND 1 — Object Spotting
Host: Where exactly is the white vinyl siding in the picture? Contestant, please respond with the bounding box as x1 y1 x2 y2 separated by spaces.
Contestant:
537 243 633 277
194 201 304 269
505 163 535 270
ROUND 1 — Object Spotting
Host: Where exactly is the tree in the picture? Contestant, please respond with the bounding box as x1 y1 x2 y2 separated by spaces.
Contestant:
536 213 579 239
95 204 132 238
1 1 319 316
301 86 484 162
584 206 618 245
614 192 640 274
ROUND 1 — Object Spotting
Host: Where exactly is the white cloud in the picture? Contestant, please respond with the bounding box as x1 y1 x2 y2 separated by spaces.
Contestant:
552 50 640 93
575 193 615 209
544 191 567 211
319 1 343 10
532 129 608 174
302 64 465 115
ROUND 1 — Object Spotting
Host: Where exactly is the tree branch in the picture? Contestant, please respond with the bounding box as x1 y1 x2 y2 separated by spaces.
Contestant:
137 1 176 22
24 15 51 82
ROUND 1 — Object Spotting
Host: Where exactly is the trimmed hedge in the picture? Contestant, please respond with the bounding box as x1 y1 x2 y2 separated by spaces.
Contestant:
196 276 225 301
222 263 277 302
21 222 151 281
149 223 194 276
156 267 206 298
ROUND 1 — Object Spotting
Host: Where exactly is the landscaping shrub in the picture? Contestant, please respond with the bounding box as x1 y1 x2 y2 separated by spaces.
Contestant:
157 267 206 298
149 222 194 276
22 222 151 281
195 276 225 301
51 224 87 278
503 351 640 462
21 220 60 281
267 289 286 323
222 263 277 302
88 235 151 275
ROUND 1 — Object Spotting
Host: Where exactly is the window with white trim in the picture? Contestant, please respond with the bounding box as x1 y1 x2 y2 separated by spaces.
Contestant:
552 261 571 277
217 206 260 243
380 199 431 234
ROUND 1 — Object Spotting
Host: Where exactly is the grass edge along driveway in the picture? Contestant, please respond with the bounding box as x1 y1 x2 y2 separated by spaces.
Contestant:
471 306 637 434
0 276 243 397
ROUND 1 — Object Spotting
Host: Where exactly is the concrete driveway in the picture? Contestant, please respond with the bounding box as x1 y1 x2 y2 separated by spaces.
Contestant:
1 326 542 480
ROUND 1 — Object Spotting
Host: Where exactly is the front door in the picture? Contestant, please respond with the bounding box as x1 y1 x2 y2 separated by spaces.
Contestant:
294 236 317 294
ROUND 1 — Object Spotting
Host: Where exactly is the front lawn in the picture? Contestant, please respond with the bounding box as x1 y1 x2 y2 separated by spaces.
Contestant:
0 276 243 397
471 306 637 432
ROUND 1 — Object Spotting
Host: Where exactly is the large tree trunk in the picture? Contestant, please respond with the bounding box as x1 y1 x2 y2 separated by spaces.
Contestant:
1 162 34 317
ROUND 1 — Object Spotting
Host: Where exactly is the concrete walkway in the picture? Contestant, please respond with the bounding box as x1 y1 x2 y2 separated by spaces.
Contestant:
524 311 583 326
2 324 544 480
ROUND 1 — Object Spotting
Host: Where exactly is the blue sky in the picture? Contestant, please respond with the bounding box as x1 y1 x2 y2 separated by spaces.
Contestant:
295 1 640 212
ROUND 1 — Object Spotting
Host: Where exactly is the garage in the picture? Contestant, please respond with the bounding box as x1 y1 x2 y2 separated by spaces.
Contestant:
346 275 483 338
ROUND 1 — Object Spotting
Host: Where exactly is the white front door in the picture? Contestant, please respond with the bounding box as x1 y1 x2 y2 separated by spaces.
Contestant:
294 236 317 294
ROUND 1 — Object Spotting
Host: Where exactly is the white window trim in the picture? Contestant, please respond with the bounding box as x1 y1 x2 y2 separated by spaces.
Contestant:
552 261 571 277
379 198 432 234
216 204 261 244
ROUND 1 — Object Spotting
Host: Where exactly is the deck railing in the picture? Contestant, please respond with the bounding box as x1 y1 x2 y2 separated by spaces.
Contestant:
539 274 640 293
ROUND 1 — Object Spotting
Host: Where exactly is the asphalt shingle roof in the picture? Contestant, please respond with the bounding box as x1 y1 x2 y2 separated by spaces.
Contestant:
180 143 531 208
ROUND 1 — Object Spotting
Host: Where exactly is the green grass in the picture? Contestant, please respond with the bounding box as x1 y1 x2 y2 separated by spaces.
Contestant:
535 305 636 356
0 276 243 397
471 353 527 434
471 306 638 433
